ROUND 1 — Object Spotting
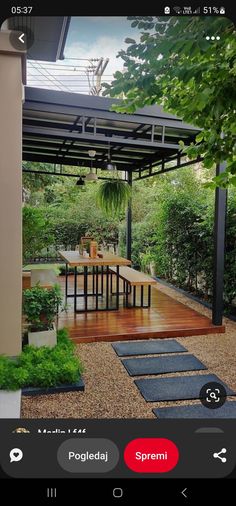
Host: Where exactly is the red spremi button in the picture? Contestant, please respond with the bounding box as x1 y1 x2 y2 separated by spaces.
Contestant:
124 438 179 473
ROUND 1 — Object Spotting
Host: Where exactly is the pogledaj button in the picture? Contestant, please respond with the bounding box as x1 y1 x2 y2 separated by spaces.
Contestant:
57 438 119 473
124 438 179 473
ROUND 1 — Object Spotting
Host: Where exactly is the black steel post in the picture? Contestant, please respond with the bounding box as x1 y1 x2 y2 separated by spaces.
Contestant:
212 162 227 325
126 171 132 261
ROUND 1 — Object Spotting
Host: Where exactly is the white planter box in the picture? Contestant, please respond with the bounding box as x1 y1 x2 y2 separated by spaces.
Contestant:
28 324 57 348
0 390 21 418
31 268 57 287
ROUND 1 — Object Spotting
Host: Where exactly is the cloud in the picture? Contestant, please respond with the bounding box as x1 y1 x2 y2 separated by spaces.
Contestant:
66 35 128 77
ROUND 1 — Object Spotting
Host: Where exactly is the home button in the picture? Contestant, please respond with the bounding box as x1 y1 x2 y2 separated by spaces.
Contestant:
113 488 123 498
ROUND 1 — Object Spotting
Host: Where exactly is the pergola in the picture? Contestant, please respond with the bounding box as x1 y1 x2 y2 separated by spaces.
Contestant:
22 86 227 327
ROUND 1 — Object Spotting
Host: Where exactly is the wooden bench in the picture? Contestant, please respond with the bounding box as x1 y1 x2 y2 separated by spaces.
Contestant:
109 266 156 308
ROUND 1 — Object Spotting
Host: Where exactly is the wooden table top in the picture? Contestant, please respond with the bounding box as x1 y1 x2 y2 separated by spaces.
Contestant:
58 250 132 267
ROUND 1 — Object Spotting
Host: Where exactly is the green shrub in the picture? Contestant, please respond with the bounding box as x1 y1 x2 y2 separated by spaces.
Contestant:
0 329 83 391
23 284 63 331
23 206 54 262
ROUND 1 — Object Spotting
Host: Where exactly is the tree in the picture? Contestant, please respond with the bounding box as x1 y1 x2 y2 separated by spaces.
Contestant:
22 207 54 261
103 16 236 187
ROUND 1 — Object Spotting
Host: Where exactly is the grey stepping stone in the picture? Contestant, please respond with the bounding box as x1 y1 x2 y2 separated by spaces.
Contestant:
112 339 187 357
153 401 236 418
135 374 235 402
122 354 207 376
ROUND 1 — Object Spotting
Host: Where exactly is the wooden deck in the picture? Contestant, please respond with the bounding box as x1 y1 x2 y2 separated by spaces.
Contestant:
57 274 225 343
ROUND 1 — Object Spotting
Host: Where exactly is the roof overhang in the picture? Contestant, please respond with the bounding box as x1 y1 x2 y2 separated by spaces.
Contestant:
23 87 200 173
7 16 71 61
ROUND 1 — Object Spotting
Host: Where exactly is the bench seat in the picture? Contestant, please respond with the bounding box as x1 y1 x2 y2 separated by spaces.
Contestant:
109 266 155 307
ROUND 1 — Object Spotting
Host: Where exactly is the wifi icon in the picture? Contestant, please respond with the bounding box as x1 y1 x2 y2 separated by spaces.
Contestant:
173 6 182 14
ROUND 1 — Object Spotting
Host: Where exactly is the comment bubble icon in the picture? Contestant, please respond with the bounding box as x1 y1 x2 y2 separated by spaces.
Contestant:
10 448 23 463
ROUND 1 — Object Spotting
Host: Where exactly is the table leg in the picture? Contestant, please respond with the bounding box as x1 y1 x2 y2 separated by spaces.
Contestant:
92 266 95 295
116 265 119 309
84 266 88 311
106 266 109 310
148 285 151 307
125 282 129 307
95 266 99 310
74 266 77 312
101 266 104 296
65 262 68 298
133 285 136 307
110 270 113 294
141 285 144 307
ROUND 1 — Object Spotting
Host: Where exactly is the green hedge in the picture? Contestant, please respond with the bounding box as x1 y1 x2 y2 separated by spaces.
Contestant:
119 186 236 312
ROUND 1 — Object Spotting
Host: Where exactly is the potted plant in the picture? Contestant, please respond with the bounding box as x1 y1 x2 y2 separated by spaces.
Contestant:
23 284 63 348
96 178 131 215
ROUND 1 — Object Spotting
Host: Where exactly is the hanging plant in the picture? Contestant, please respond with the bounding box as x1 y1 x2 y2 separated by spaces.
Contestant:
96 178 131 215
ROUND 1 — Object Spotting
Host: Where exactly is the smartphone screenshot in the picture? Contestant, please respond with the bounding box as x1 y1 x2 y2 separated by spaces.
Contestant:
0 1 235 501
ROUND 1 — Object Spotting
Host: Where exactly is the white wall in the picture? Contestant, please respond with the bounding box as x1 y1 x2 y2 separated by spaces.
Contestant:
0 32 25 355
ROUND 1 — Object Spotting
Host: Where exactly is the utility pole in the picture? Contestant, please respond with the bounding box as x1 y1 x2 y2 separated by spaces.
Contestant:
90 57 109 95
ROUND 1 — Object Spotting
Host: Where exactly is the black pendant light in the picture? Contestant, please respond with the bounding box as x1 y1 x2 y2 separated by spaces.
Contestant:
76 176 85 186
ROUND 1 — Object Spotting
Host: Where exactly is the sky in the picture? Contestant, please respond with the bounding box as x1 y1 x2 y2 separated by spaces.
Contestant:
27 17 141 93
65 16 140 76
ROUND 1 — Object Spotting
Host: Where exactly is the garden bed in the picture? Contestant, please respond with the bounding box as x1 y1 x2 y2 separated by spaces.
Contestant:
22 378 85 396
0 328 84 392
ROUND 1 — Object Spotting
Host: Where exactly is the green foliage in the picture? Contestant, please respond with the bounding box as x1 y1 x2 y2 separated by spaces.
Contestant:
23 162 56 192
51 221 87 249
23 284 63 331
103 16 236 187
119 166 236 311
0 329 83 390
22 206 54 261
96 179 131 215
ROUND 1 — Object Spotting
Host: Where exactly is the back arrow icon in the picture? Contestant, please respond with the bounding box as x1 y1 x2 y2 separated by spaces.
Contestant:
181 488 187 498
18 33 25 44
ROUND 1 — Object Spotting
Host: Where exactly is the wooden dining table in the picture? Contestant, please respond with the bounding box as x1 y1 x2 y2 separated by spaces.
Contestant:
58 250 131 313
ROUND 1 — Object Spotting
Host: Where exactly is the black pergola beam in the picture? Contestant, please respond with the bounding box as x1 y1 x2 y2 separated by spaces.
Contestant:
133 156 203 180
23 125 181 151
22 168 112 180
212 161 227 326
22 153 130 170
23 143 144 162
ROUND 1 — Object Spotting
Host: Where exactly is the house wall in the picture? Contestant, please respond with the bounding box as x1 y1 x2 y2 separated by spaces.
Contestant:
0 31 25 355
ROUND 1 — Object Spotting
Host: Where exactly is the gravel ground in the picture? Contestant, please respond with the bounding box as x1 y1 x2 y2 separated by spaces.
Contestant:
21 282 236 418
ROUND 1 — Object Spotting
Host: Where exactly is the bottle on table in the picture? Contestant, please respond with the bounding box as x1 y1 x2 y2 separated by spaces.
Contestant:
90 241 98 259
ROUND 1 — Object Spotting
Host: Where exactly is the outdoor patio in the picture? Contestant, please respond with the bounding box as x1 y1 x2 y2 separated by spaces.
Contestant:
1 15 235 422
21 281 235 419
57 274 224 343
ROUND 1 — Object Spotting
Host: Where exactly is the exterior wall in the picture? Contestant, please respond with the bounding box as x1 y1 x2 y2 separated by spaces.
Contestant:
0 32 25 355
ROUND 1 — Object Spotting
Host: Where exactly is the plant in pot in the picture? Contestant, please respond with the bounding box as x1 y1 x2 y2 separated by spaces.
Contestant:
96 177 131 215
23 283 63 348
